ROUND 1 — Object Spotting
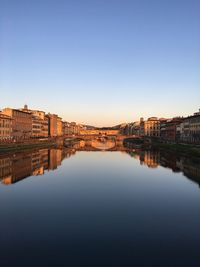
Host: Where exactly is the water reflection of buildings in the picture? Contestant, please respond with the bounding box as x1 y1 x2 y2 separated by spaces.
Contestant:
0 148 76 185
139 150 160 168
176 158 200 186
125 150 160 168
1 144 200 188
0 157 12 185
126 149 200 187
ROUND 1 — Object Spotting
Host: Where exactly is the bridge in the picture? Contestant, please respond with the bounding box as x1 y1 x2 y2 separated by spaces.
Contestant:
79 129 120 136
63 134 128 151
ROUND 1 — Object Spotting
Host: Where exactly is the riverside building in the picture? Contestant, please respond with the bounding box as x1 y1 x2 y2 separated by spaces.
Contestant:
2 108 32 140
0 113 12 141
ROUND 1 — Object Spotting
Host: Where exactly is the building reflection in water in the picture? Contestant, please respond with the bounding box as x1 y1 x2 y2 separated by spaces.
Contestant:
139 150 160 168
126 148 200 187
0 148 76 185
0 140 200 187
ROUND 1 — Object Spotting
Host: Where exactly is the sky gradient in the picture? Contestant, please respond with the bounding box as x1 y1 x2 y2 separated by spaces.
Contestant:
0 0 200 126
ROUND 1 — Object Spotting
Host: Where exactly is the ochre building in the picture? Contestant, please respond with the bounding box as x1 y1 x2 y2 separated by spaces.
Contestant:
0 113 12 141
2 108 32 140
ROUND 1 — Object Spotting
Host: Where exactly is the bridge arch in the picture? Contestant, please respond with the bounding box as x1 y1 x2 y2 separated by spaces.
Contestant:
90 139 116 150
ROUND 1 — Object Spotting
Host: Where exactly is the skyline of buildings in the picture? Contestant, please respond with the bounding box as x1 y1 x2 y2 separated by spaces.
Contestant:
1 103 200 127
1 104 200 128
0 104 200 145
0 105 85 141
123 109 200 144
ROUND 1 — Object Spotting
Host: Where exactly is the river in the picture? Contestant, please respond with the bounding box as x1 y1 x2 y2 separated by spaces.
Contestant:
0 141 200 266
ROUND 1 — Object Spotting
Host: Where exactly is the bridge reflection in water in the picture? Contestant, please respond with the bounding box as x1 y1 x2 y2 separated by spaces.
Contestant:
0 139 200 188
64 135 127 151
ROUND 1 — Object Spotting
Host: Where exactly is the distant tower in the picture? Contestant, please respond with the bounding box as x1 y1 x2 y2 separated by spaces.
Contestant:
140 117 144 123
24 104 28 110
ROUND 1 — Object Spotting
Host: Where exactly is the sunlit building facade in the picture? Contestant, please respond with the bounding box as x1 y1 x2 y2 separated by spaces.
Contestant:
57 117 63 136
47 114 58 137
2 108 32 140
140 117 160 137
22 106 49 138
0 113 12 141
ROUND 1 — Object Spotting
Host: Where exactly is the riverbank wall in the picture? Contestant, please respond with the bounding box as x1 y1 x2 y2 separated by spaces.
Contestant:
0 138 57 153
123 137 200 159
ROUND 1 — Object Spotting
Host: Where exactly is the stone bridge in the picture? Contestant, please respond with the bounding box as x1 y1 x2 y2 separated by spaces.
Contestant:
79 129 120 136
63 135 127 151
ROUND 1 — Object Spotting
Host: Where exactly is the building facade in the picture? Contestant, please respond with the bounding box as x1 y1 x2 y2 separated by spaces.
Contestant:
0 113 12 141
47 114 58 137
32 116 43 138
2 108 32 140
140 117 160 137
63 122 83 136
21 106 49 138
180 110 200 144
57 117 63 136
160 118 183 142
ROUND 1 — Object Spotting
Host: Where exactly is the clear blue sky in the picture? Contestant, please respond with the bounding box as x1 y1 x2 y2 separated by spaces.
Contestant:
0 0 200 126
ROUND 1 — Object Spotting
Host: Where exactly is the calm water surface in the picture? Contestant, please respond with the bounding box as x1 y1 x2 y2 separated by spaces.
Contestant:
0 144 200 266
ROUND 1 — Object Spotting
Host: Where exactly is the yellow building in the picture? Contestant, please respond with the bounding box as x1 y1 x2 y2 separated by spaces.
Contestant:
32 116 43 137
2 108 32 140
47 114 58 137
0 113 12 141
57 117 63 136
22 106 49 138
30 110 49 137
140 117 160 137
42 116 49 137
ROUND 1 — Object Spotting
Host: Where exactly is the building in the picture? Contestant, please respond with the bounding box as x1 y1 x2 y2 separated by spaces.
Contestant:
123 122 140 136
160 119 168 140
57 117 63 136
0 113 12 141
32 115 43 138
42 116 49 137
2 108 32 140
139 117 145 136
30 110 49 138
46 113 64 137
63 122 82 136
47 114 58 137
132 121 140 136
180 109 200 144
69 122 80 135
123 123 134 135
160 117 183 142
140 117 160 137
63 121 70 136
21 106 49 138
